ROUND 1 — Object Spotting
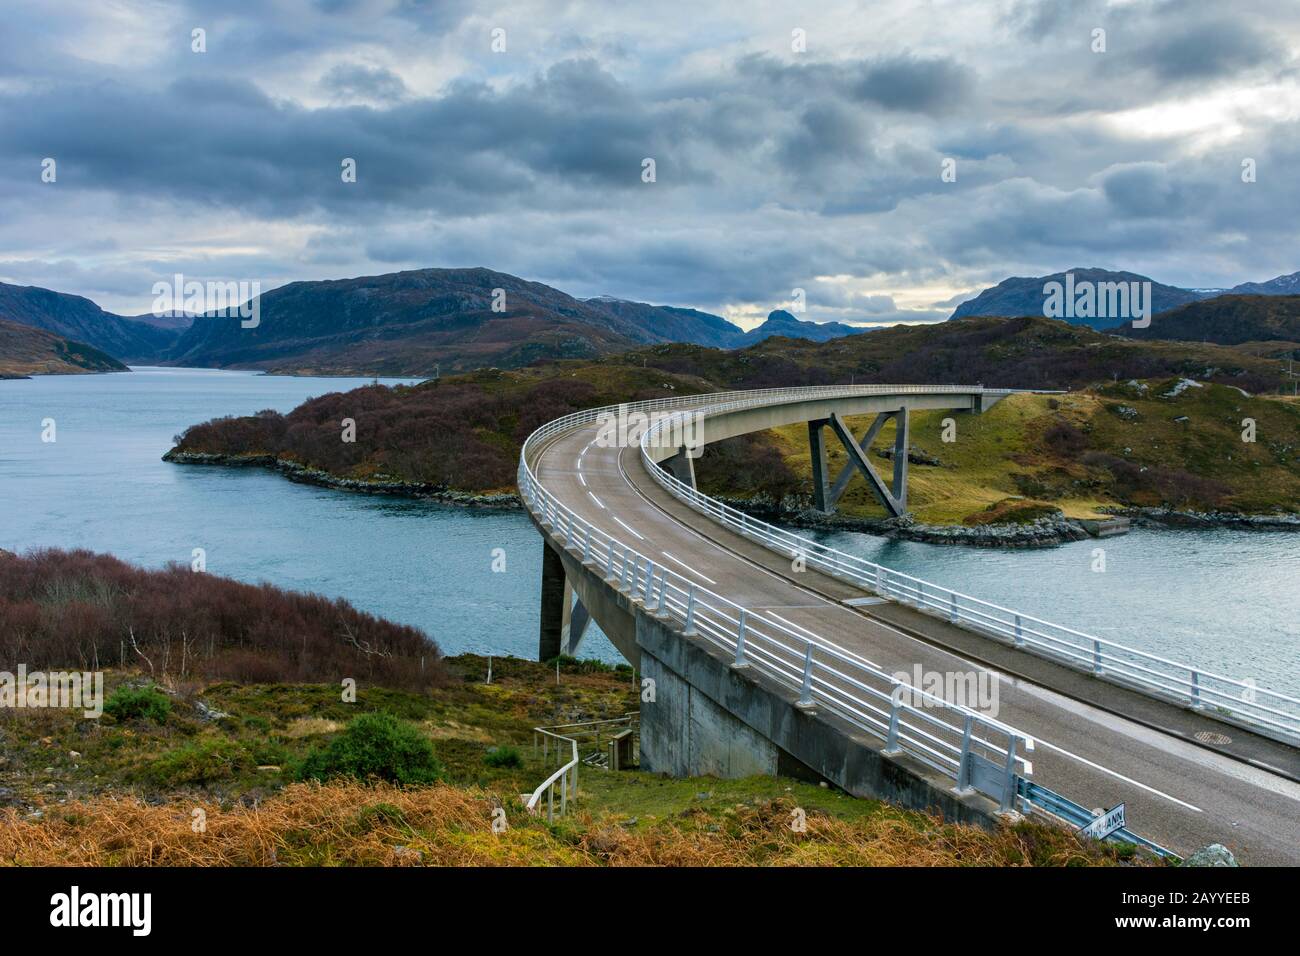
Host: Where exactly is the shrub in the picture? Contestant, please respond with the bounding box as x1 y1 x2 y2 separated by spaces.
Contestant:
147 739 252 787
484 746 523 769
104 685 171 724
0 549 445 691
297 713 442 786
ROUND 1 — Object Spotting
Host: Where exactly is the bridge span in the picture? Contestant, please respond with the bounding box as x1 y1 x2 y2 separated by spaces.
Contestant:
519 385 1300 863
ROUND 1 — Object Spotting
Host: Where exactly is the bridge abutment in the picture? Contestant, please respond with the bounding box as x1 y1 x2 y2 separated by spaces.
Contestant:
635 611 1006 828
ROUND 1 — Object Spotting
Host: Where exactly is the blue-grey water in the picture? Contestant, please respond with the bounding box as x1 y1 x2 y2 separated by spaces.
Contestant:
1 367 1296 692
806 527 1300 696
0 367 621 664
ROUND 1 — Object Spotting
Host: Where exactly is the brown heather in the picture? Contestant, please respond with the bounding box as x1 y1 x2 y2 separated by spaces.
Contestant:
0 549 445 690
0 781 1146 867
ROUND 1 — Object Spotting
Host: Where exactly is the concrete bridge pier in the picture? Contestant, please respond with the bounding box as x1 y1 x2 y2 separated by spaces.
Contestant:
539 539 595 660
809 406 910 517
538 540 566 661
658 445 697 489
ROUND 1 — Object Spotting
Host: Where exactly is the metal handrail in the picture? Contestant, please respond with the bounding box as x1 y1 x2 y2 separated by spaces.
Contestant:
526 727 580 822
518 385 1035 811
634 399 1300 744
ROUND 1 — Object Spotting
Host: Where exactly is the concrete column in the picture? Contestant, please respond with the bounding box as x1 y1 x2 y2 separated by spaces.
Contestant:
891 406 909 509
660 445 697 489
538 541 566 661
807 419 831 512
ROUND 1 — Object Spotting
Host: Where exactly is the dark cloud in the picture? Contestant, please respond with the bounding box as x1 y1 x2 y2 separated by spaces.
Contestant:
0 0 1298 319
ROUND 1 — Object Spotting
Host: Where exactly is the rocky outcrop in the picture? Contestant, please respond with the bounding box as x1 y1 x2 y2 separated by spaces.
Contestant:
1181 844 1238 867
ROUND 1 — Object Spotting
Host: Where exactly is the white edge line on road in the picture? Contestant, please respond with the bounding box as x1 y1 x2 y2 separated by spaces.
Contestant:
1033 738 1203 812
768 611 879 669
588 491 606 510
660 551 716 585
578 472 587 486
611 514 644 540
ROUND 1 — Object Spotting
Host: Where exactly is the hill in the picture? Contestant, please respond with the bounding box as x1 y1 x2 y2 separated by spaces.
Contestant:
950 268 1210 327
166 268 755 375
165 363 714 496
738 309 868 345
1118 295 1300 349
0 281 178 362
0 318 128 378
622 314 1283 394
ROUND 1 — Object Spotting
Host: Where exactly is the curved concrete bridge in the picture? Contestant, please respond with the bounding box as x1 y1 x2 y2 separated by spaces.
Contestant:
519 385 1300 863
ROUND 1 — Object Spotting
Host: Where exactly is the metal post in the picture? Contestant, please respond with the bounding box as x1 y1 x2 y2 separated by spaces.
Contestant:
684 585 697 635
955 715 973 793
606 540 615 577
1000 735 1018 812
884 698 901 754
949 592 958 623
1190 670 1202 708
1014 614 1024 647
734 610 748 666
548 783 554 823
1092 639 1103 674
583 526 591 563
560 770 567 815
798 642 815 708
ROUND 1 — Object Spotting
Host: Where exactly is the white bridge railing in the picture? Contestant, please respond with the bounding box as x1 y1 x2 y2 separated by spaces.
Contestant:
635 397 1300 746
519 385 1035 812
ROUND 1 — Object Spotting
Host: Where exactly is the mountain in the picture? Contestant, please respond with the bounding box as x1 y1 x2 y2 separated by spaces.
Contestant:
950 268 1211 328
1118 295 1300 348
1226 271 1300 297
165 268 849 375
580 296 745 348
0 282 178 362
166 268 675 374
0 318 128 378
738 310 868 345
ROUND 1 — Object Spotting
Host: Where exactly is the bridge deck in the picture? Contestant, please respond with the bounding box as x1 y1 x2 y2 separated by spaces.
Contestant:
535 417 1300 864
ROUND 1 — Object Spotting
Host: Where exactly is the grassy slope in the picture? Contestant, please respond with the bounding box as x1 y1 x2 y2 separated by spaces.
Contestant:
706 379 1300 524
0 318 128 377
0 655 1146 867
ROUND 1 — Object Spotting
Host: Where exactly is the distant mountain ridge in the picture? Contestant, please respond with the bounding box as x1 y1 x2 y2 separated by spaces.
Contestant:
0 282 179 361
951 267 1300 329
739 309 869 345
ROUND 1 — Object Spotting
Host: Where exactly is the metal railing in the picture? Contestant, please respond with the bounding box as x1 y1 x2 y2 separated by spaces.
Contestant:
636 399 1300 745
526 714 640 820
519 386 1034 812
526 727 580 822
1019 779 1175 859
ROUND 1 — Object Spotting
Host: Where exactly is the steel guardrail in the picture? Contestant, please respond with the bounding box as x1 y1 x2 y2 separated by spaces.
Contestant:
634 394 1300 745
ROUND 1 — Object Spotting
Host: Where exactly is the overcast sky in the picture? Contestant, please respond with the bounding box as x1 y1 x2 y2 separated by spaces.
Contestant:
1 0 1298 328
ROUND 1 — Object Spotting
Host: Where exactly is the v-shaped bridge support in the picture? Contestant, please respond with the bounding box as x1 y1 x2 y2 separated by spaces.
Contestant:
808 408 909 518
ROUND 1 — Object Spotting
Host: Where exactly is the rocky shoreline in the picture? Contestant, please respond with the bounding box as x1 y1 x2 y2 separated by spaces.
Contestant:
1105 506 1300 531
161 450 521 509
708 496 1096 548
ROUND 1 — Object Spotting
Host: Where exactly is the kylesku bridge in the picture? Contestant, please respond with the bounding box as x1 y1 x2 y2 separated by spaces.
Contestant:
518 385 1300 863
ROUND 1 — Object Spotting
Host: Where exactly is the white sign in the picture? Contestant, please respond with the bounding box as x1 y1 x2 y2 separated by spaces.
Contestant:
1079 803 1126 840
